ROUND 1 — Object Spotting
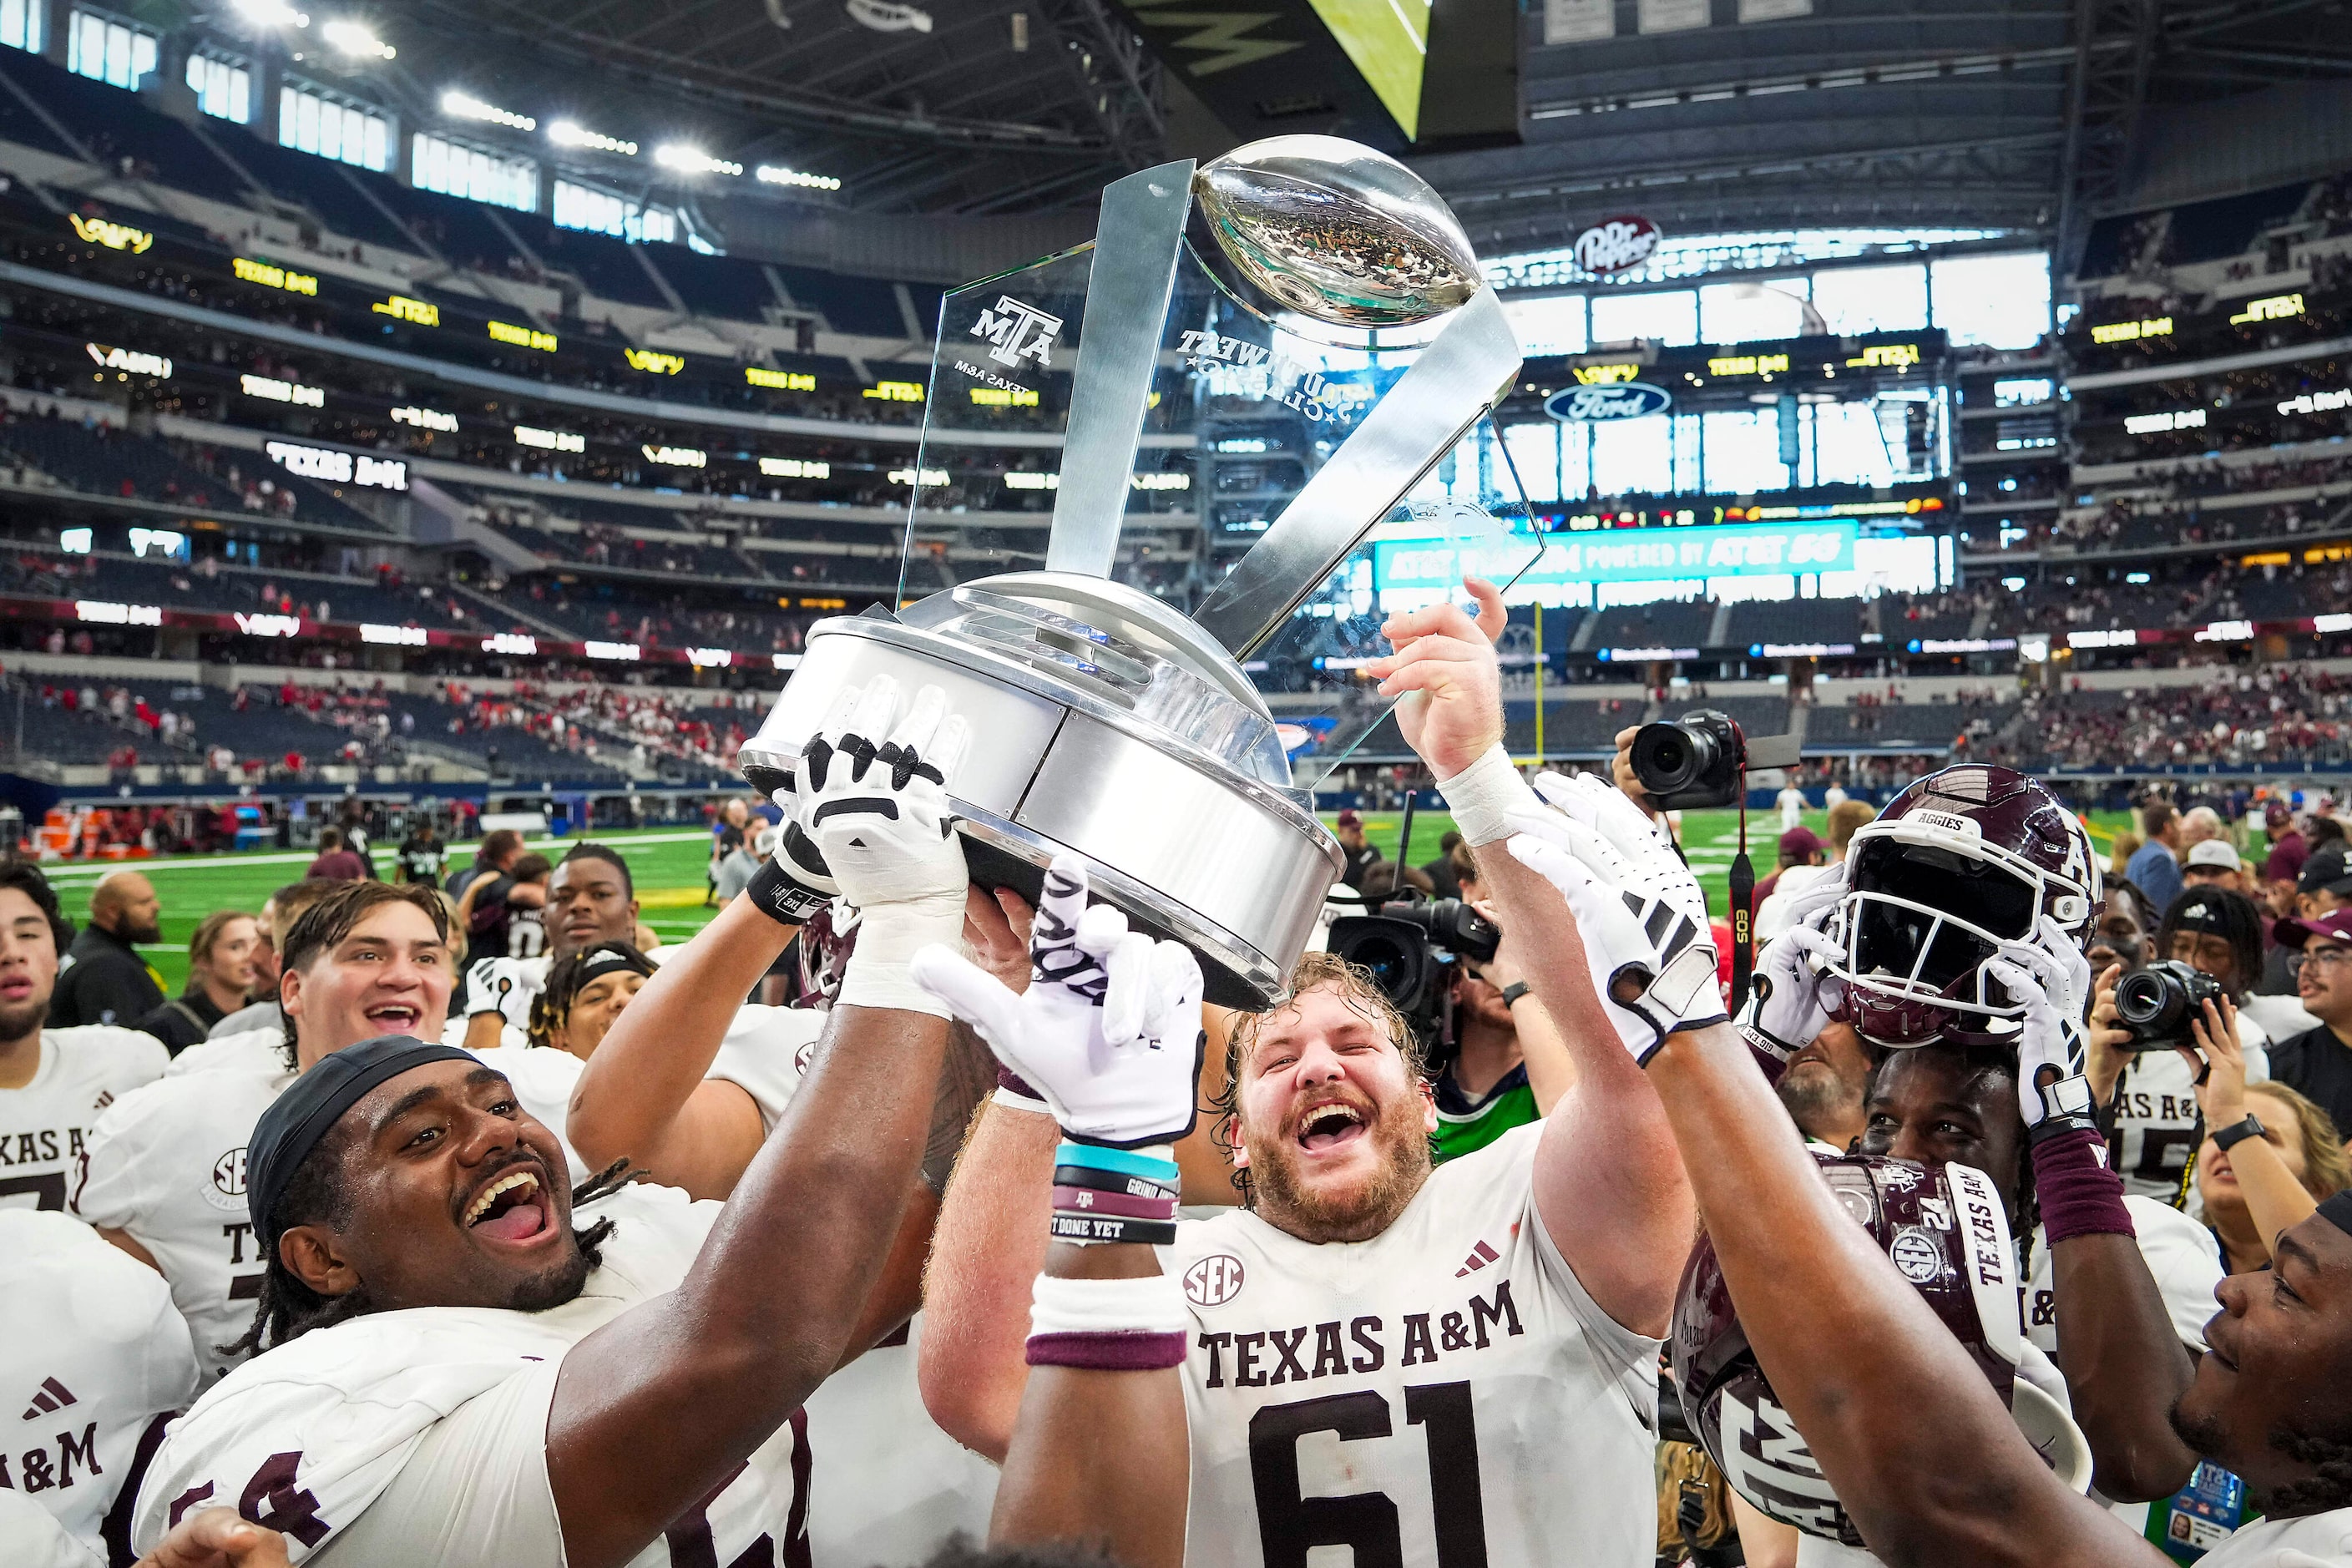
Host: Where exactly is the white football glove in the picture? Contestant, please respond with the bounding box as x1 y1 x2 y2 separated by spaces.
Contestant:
911 857 1204 1149
1988 916 2097 1139
1737 863 1849 1072
464 955 539 1024
798 676 972 1015
1501 771 1725 1065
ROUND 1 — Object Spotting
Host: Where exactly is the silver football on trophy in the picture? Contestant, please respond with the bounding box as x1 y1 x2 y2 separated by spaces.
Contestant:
1192 135 1481 328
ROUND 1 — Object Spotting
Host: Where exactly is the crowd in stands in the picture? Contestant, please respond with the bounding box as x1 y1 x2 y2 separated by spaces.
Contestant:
1992 666 2352 770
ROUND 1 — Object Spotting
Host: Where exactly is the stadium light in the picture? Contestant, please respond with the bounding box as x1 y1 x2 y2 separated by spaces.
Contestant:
656 144 743 178
235 0 308 26
321 19 393 58
756 164 842 192
443 90 535 132
549 120 638 157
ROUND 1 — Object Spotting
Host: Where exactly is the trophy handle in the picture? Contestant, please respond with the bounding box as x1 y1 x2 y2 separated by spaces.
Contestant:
1191 286 1524 659
1045 158 1197 580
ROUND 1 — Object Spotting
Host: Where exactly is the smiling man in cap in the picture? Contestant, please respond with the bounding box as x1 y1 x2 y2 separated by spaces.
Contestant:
2267 908 2352 1144
127 680 975 1567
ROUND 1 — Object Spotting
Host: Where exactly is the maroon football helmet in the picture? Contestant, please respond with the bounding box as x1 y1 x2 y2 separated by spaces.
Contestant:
1671 1153 2043 1545
794 896 860 1009
1824 765 2100 1050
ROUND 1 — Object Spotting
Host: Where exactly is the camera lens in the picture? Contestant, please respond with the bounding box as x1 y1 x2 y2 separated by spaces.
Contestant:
1631 720 1720 798
1346 932 1418 1005
2115 963 2205 1044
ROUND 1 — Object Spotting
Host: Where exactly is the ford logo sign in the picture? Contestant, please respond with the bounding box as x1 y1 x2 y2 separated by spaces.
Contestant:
1545 382 1673 422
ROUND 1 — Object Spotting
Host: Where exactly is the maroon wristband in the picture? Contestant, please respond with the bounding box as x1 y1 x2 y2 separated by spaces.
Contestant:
2031 1125 2135 1245
998 1064 1044 1101
1026 1330 1190 1370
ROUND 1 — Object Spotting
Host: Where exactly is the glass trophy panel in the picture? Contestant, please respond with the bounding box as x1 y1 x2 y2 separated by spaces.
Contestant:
895 235 1540 795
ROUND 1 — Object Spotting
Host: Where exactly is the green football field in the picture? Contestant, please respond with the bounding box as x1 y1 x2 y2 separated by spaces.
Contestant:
45 807 2147 997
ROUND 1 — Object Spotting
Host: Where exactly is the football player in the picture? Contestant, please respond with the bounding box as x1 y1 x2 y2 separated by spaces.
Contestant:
1493 767 2352 1560
920 578 1701 1568
127 681 974 1566
457 843 648 1050
564 682 1001 1564
0 862 169 1214
72 881 457 1378
1 1206 200 1565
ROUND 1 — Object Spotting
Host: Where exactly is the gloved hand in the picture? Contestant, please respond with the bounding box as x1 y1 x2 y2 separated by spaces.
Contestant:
1986 916 2097 1141
910 857 1204 1148
799 676 973 1015
464 955 539 1024
742 770 837 927
1501 771 1725 1065
1737 864 1849 1072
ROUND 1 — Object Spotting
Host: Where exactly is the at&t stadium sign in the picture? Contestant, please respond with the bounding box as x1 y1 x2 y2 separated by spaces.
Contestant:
1545 382 1673 422
1374 518 1858 591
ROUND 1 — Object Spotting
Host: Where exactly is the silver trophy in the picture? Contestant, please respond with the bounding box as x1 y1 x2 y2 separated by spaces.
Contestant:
739 135 1537 1008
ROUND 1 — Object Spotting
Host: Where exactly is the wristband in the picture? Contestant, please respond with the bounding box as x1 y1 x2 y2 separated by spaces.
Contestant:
1436 742 1537 847
1056 1141 1179 1185
2212 1115 2266 1152
837 898 967 1018
744 857 830 928
1027 1270 1192 1371
1050 1212 1179 1247
1055 1163 1179 1201
2031 1125 2135 1246
1736 1022 1793 1087
1501 981 1531 1009
1053 1184 1177 1222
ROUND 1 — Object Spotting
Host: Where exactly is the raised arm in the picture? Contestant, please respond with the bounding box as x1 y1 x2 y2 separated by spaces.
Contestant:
1988 943 2201 1505
915 858 1204 1474
543 678 974 1568
1367 578 1695 1336
2195 994 2319 1256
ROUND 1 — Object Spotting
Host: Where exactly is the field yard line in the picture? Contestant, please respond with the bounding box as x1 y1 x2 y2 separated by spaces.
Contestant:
40 831 715 880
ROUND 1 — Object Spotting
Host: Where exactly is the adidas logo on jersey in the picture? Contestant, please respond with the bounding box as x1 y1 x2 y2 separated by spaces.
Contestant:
1454 1240 1500 1277
21 1376 75 1421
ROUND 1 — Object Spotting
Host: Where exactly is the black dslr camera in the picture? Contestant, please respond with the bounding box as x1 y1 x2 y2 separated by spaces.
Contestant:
1327 897 1500 1053
2113 959 2226 1050
1631 710 1804 812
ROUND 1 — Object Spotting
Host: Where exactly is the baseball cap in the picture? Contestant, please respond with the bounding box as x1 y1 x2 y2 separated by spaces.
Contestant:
2275 907 2352 949
2185 839 2241 873
1778 826 1823 859
1336 808 1363 828
2267 801 2294 830
2299 849 2352 898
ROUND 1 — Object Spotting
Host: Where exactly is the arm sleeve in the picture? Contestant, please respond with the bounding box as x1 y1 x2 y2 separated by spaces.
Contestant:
306 1362 564 1568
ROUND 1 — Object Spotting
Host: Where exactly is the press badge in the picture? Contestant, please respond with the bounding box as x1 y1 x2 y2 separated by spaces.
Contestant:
2148 1460 2248 1561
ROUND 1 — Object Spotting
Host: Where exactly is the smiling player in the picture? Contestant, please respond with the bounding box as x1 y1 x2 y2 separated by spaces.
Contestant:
73 881 456 1378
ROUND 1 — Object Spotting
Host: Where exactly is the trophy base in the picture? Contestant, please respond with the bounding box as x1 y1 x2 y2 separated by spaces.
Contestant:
739 578 1343 1010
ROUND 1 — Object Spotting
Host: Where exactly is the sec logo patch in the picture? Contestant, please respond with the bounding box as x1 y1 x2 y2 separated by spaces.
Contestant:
202 1146 248 1212
1890 1227 1941 1284
1184 1253 1245 1308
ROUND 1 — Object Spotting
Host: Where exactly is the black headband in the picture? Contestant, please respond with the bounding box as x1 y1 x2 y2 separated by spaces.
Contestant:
2321 1191 2352 1238
247 1035 475 1246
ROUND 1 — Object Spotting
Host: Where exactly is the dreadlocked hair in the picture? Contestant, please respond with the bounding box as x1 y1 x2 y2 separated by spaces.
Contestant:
2265 1429 2352 1516
1210 950 1425 1209
527 943 655 1050
220 1150 643 1361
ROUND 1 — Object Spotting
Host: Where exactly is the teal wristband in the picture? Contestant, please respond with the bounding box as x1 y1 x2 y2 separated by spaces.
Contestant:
1055 1141 1180 1186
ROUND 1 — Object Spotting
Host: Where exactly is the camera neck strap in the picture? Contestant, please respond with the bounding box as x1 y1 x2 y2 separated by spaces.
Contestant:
1726 731 1755 1014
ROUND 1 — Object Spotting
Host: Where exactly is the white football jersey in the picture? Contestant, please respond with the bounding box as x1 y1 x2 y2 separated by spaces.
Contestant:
2109 1033 2269 1207
0 1209 200 1562
71 1056 288 1382
2023 1196 2222 1357
0 1028 168 1211
0 1490 103 1568
2202 1509 2352 1565
131 1184 798 1567
1164 1120 1661 1568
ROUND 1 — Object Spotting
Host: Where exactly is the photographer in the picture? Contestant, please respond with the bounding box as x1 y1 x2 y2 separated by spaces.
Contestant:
2265 908 2352 1141
2189 993 2352 1272
1428 852 1576 1161
2089 888 2275 1206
